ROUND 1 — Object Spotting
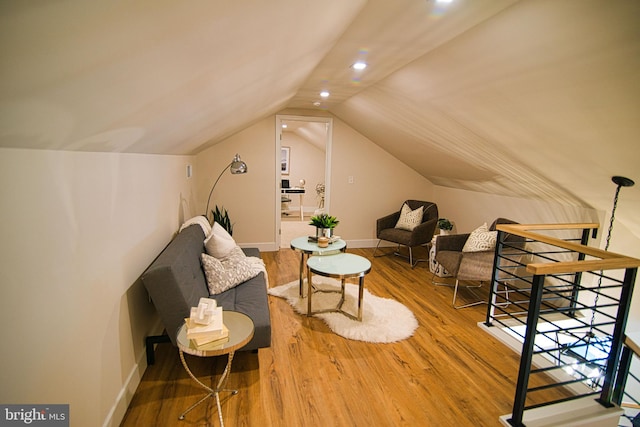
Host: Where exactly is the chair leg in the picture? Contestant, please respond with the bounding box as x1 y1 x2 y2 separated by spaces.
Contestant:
452 279 460 306
432 272 455 286
373 240 386 258
376 242 426 268
396 245 428 268
494 282 512 308
453 280 486 310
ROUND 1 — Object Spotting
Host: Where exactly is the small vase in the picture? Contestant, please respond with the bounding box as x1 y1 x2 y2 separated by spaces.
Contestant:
316 227 334 239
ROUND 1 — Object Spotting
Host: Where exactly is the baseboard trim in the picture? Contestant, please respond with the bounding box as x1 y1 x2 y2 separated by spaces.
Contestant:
344 239 384 248
240 242 279 252
102 319 164 427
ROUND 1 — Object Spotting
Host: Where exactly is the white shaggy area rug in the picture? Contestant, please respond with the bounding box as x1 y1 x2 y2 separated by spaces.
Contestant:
268 279 418 343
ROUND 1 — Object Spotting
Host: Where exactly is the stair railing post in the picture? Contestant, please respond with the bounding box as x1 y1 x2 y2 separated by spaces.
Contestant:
567 228 591 317
485 230 505 327
509 273 546 427
598 267 637 406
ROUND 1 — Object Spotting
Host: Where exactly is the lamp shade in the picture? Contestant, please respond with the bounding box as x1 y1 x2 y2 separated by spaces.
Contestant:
230 154 247 174
205 154 248 219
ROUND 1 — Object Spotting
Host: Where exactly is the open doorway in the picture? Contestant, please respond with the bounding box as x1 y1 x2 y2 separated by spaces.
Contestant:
275 115 332 248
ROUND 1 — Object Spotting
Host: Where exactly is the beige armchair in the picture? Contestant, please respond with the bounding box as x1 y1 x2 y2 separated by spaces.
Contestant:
373 200 439 267
434 218 525 308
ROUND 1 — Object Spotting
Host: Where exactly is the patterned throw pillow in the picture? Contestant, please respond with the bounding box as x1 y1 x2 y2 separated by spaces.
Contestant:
201 250 260 295
395 203 424 231
462 223 498 252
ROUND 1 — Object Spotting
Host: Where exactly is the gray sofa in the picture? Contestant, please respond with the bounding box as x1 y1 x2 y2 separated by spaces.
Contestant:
141 224 271 364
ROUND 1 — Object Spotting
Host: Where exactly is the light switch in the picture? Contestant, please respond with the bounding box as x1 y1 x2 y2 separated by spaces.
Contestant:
348 176 354 184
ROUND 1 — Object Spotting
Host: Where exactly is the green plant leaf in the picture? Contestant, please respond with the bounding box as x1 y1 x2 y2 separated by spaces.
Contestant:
212 205 234 235
437 218 453 230
309 213 339 228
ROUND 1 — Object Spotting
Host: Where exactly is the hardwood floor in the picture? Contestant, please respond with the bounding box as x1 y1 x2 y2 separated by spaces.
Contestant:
121 247 565 427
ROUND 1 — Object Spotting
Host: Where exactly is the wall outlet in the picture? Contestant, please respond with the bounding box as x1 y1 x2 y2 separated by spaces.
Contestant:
348 176 354 184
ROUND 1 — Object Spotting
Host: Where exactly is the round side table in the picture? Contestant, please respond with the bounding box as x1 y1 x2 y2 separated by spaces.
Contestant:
306 252 371 321
177 311 254 425
290 236 346 297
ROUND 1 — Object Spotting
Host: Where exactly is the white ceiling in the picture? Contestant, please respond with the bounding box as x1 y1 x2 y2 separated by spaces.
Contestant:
1 0 639 234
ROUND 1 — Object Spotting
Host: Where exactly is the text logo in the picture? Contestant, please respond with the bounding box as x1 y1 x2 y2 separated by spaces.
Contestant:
1 405 68 426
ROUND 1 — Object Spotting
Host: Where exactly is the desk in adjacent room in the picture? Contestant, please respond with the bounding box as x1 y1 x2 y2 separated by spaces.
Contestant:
282 187 305 219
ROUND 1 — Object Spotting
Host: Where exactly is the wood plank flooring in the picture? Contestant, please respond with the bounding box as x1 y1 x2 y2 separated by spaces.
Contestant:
121 247 567 427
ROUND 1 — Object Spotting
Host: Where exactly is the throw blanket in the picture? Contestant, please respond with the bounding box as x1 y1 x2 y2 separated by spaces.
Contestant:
179 215 212 235
246 254 269 287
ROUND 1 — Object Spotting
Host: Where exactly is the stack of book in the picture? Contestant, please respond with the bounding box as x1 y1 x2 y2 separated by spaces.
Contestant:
185 298 229 347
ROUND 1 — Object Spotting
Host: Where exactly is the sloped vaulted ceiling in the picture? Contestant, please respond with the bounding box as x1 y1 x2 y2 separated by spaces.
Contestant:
0 0 366 153
333 0 640 208
1 0 639 234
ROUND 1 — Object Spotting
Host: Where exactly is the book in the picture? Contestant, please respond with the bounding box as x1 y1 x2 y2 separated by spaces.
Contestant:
185 303 230 347
186 318 227 338
192 326 230 347
185 306 223 339
186 320 229 346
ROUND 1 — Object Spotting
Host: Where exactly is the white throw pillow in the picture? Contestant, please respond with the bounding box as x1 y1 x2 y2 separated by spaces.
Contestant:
205 222 237 259
201 252 259 295
395 203 424 231
462 223 498 252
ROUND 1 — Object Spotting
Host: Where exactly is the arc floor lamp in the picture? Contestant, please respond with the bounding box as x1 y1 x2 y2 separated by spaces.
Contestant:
204 154 248 221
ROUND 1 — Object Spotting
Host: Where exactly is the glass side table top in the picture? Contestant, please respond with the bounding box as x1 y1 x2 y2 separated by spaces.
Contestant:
290 236 346 254
177 311 254 357
307 252 371 277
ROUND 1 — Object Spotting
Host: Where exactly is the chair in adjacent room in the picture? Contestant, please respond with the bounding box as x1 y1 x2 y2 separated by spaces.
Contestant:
373 200 439 267
433 218 526 309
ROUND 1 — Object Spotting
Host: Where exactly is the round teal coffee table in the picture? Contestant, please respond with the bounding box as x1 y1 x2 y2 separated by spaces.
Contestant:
306 252 371 321
290 236 346 297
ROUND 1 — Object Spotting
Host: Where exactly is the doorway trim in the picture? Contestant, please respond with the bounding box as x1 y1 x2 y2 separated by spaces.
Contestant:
275 114 333 248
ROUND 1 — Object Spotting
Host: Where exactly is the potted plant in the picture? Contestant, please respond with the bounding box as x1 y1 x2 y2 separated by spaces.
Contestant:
309 213 339 238
211 205 234 236
437 218 453 235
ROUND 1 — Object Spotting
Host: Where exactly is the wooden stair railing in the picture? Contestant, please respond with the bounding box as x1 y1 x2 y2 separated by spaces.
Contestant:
485 223 640 427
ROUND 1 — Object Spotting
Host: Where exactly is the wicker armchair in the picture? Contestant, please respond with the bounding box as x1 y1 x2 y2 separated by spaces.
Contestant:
434 218 525 308
373 200 438 267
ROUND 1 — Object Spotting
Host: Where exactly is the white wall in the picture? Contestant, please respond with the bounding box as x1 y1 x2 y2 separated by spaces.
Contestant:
196 117 276 250
0 148 196 427
196 111 435 250
328 118 435 246
432 185 602 235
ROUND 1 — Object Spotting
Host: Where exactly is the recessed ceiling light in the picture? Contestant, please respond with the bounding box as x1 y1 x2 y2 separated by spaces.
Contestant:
320 91 330 98
313 101 321 107
436 0 453 3
282 124 287 128
352 61 367 70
